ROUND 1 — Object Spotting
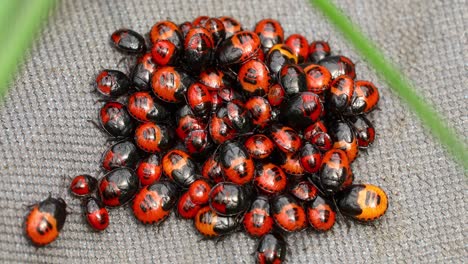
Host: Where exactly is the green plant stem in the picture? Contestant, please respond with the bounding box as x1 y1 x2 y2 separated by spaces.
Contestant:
310 0 467 170
0 0 56 99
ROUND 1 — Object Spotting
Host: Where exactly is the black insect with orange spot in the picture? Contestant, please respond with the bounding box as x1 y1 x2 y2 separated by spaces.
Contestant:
83 197 109 231
162 149 198 187
25 196 67 247
132 181 178 224
219 141 255 185
150 20 183 50
217 31 261 65
96 69 131 98
110 29 146 54
336 184 388 222
243 195 273 237
99 168 140 207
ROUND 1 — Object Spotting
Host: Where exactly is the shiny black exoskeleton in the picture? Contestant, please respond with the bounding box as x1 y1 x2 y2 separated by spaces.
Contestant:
96 69 132 98
98 101 135 138
98 168 140 207
226 101 253 133
183 27 214 72
318 55 356 79
219 141 255 185
279 64 307 96
209 182 251 216
347 115 376 148
111 29 146 54
280 92 322 130
101 140 141 171
255 233 287 264
131 53 157 90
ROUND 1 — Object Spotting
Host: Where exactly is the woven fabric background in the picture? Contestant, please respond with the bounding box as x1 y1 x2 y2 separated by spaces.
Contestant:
0 0 466 263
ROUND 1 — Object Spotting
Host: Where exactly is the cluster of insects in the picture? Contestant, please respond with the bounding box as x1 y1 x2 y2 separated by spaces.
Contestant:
24 16 388 263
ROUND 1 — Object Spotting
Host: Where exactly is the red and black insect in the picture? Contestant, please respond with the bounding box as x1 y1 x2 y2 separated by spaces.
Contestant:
110 29 146 54
277 152 305 177
70 174 98 197
243 196 273 237
131 52 158 90
254 163 287 195
328 75 354 112
303 121 327 142
150 20 183 50
162 149 198 187
219 141 255 185
310 132 333 152
209 107 236 145
219 16 242 38
83 197 109 231
299 142 322 174
347 115 376 148
188 179 212 205
285 34 309 63
238 59 271 95
319 149 350 195
319 55 356 79
136 154 162 186
134 122 175 153
245 96 272 128
132 181 178 224
346 80 380 115
175 105 206 140
185 129 212 156
217 88 245 105
280 92 323 130
204 17 226 45
303 64 332 95
192 16 210 26
198 68 233 90
226 101 253 133
255 233 287 264
329 120 359 162
270 124 302 153
254 19 284 52
151 66 194 103
24 196 67 247
187 82 212 117
209 182 251 216
151 39 179 66
306 195 336 231
177 191 202 219
127 91 171 123
266 44 298 77
101 140 141 171
98 168 139 207
267 83 285 107
194 206 240 238
184 27 215 71
308 41 331 63
216 31 261 65
271 194 307 232
98 101 135 138
336 184 388 221
279 64 307 96
201 154 224 183
244 134 275 159
290 180 318 202
96 69 131 98
179 21 193 38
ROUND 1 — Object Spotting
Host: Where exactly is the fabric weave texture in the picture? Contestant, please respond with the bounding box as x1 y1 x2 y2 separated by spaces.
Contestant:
0 0 466 263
